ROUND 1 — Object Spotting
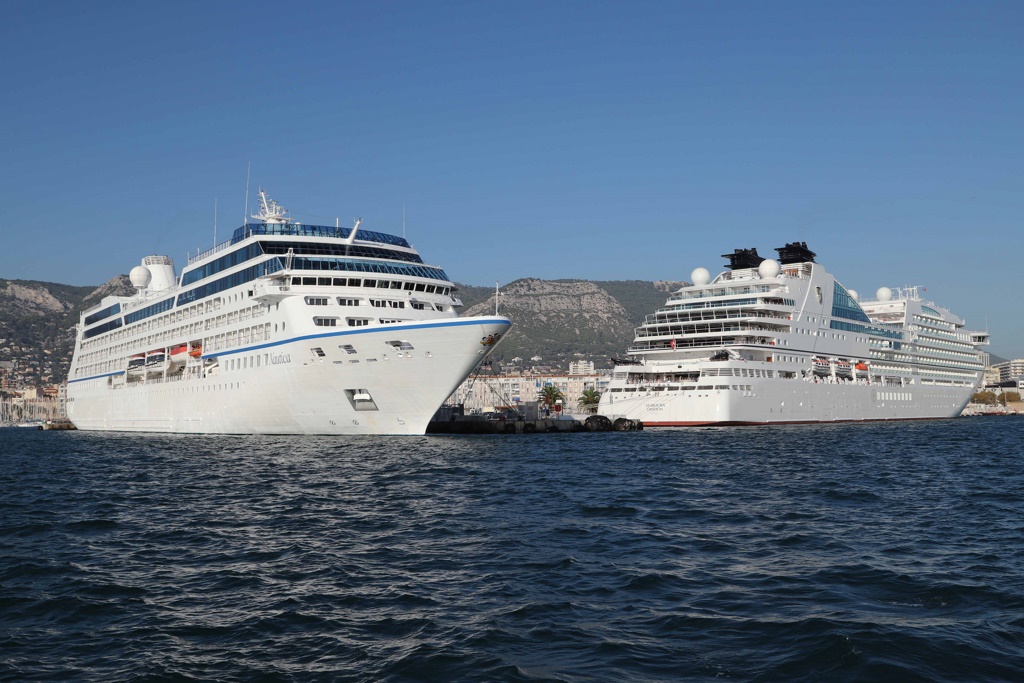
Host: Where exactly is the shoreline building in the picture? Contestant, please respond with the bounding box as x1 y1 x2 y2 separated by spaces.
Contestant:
448 368 610 415
991 359 1024 384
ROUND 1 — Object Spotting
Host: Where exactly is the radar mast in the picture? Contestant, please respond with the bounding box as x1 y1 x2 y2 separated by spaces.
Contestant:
253 189 294 225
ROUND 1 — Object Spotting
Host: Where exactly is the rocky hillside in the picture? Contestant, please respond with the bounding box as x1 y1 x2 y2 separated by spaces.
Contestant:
457 278 686 369
0 277 134 386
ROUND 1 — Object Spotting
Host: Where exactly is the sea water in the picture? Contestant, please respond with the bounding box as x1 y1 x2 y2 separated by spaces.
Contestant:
1 419 1022 682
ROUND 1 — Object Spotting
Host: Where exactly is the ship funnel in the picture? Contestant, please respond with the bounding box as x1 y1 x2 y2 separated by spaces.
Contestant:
142 255 176 291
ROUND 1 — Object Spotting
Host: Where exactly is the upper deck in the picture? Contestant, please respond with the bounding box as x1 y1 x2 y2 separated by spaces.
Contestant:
188 222 413 266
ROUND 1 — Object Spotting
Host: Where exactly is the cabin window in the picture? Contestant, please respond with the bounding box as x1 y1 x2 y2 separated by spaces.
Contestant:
305 297 329 306
311 347 326 358
338 298 360 306
313 317 339 327
347 318 371 327
302 277 317 286
340 344 357 354
387 340 414 351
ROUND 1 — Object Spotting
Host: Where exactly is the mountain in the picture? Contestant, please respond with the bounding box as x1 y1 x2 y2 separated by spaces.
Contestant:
0 277 135 386
457 278 685 369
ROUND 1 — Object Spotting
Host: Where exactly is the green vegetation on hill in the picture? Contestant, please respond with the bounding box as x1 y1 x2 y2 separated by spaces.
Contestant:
0 277 132 386
458 278 685 369
591 280 678 325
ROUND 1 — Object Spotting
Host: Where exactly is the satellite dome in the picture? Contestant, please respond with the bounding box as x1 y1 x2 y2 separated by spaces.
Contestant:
758 259 781 279
691 267 711 286
876 287 893 302
848 289 859 301
130 265 152 289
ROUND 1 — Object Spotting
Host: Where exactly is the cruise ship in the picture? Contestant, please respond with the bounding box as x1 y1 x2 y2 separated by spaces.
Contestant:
598 242 989 425
67 191 511 434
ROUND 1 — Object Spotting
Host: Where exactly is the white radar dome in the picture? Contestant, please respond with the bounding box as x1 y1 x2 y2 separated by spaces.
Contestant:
758 259 781 279
129 265 152 289
691 267 711 286
876 287 893 302
848 289 859 301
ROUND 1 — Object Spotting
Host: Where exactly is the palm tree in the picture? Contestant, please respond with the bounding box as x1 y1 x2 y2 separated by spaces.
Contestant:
577 388 601 414
538 385 565 415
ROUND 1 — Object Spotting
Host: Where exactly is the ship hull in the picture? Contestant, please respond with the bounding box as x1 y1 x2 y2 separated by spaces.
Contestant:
67 317 510 435
599 377 975 426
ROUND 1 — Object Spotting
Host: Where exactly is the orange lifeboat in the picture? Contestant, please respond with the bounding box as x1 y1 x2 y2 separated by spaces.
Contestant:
169 344 189 364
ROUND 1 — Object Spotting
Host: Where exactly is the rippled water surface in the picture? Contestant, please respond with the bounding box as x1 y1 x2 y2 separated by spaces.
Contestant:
2 418 1023 682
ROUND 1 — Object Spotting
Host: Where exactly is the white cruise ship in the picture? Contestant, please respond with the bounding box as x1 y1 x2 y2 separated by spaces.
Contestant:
67 191 511 434
598 242 989 425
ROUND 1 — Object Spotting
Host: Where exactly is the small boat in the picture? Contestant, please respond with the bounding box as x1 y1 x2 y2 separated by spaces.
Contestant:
128 354 146 371
855 361 869 371
169 344 189 363
189 344 203 358
812 357 831 376
835 360 853 377
146 350 166 366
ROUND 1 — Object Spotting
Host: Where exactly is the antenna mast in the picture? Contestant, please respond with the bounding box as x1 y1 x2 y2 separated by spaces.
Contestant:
213 198 218 246
403 202 406 240
242 161 251 230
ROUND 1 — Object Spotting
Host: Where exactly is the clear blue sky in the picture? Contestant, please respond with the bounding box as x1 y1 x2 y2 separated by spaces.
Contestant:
3 1 1022 357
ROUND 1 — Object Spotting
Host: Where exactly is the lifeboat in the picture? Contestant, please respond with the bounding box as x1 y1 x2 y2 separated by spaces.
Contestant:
128 354 145 372
812 357 831 375
169 344 189 364
855 361 869 371
189 344 203 358
835 360 853 377
145 350 166 366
